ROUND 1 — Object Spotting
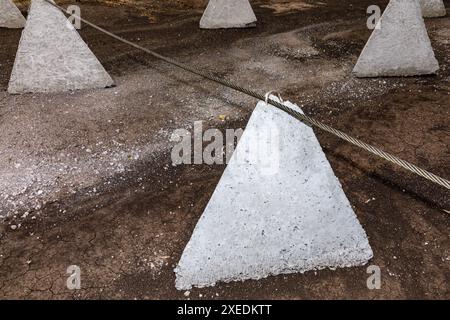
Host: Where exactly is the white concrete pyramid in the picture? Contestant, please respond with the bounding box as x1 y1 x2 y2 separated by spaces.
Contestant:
200 0 257 29
420 0 446 17
8 0 114 94
0 0 26 28
175 98 373 290
353 0 439 77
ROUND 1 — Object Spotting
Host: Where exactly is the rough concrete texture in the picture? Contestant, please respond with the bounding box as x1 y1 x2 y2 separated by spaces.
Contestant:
420 0 446 17
0 0 26 28
174 98 373 290
353 0 439 77
8 0 114 93
200 0 257 29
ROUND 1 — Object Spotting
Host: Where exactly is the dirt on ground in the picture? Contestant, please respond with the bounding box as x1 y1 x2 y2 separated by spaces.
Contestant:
0 0 449 299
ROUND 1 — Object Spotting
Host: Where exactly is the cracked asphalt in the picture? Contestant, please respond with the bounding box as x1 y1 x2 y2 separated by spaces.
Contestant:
0 0 449 299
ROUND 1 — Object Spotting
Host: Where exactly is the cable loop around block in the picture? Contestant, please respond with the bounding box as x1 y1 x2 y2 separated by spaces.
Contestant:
264 91 283 105
42 0 450 191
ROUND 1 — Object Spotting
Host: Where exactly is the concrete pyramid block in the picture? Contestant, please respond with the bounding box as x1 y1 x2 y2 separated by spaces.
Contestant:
174 98 373 290
8 0 114 94
200 0 257 29
420 0 446 17
353 0 439 77
0 0 26 28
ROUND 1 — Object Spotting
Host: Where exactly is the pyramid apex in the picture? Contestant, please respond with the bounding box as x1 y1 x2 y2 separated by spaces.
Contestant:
0 0 26 28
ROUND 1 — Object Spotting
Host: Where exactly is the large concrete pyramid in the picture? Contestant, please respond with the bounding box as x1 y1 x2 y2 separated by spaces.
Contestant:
353 0 439 77
174 98 373 290
200 0 257 29
0 0 26 28
420 0 446 17
8 0 114 94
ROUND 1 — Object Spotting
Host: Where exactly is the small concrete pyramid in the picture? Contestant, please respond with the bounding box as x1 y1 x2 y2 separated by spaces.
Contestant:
420 0 446 17
8 0 114 94
200 0 257 29
174 98 373 290
353 0 439 77
0 0 26 28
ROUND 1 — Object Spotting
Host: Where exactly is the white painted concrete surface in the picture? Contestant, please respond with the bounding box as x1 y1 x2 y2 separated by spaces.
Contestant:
0 0 26 28
420 0 446 18
8 0 114 94
175 98 373 290
200 0 257 29
353 0 439 77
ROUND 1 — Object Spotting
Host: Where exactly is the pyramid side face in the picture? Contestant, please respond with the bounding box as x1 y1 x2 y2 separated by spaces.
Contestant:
174 99 373 290
0 0 26 28
353 0 439 77
200 0 257 29
420 0 446 17
8 0 114 94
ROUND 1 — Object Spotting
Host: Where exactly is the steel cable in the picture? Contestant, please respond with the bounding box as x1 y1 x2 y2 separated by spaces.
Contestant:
44 0 450 190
